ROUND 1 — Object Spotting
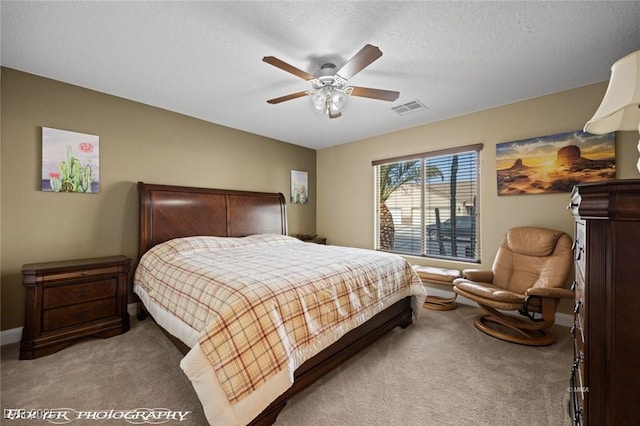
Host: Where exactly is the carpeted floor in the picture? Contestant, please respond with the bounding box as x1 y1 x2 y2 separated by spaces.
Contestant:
1 304 573 425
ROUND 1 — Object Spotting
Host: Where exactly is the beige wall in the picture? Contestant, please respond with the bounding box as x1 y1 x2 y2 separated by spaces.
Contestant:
4 68 638 330
316 82 639 314
1 68 317 330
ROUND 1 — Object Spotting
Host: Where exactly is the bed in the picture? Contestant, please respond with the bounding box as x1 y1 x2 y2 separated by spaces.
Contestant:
133 182 426 425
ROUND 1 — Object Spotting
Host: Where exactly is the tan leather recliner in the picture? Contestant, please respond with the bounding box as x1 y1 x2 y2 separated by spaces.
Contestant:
453 227 574 346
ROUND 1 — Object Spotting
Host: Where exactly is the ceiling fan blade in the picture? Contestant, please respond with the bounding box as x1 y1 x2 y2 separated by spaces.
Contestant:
346 86 400 102
335 44 383 82
266 91 310 104
263 56 318 81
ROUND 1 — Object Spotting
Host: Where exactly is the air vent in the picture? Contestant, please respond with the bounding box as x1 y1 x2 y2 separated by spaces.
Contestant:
391 100 428 115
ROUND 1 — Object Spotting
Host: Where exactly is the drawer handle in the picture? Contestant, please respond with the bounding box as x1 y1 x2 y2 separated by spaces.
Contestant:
76 288 90 298
574 299 584 314
574 408 582 422
572 353 583 370
80 270 88 277
570 280 577 291
76 310 89 319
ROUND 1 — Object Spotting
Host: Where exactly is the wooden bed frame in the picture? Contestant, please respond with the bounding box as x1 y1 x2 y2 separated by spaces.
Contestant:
136 181 414 425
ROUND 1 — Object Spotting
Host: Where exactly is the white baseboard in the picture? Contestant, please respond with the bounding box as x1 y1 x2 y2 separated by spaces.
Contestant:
425 287 573 328
0 327 23 346
1 303 140 346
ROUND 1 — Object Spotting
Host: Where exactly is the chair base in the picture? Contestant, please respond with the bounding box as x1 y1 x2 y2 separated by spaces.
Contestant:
474 314 555 346
423 294 457 311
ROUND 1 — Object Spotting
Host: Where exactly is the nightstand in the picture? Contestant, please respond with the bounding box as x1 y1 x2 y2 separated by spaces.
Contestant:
20 255 131 360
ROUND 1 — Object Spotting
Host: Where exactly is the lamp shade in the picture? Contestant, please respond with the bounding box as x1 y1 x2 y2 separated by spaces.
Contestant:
584 50 640 135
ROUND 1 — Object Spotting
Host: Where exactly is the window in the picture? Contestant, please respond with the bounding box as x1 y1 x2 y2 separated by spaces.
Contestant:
373 144 482 262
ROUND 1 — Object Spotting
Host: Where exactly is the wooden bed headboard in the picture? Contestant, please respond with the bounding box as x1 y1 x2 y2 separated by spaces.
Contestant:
137 182 287 257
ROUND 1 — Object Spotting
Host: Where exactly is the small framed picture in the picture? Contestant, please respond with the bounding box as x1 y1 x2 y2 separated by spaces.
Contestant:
290 170 308 204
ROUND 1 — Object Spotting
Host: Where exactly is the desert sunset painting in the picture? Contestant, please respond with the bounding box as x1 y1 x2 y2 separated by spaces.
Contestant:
496 130 615 196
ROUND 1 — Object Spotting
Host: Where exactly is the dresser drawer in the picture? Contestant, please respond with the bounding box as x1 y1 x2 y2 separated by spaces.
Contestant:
573 334 585 374
573 275 585 342
574 220 586 279
42 278 117 309
572 338 586 402
572 317 585 355
42 299 117 332
570 371 584 426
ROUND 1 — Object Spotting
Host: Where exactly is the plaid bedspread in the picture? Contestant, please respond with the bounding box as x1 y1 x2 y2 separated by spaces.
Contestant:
134 234 424 405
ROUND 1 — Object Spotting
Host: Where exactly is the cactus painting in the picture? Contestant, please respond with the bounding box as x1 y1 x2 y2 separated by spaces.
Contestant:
42 127 99 193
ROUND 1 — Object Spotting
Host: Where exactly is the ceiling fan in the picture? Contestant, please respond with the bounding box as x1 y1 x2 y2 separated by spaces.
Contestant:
263 44 400 119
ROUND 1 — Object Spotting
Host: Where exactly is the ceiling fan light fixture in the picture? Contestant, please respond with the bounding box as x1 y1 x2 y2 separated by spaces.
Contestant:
310 87 329 113
331 90 347 108
329 89 347 115
328 103 341 115
310 86 347 116
264 44 399 119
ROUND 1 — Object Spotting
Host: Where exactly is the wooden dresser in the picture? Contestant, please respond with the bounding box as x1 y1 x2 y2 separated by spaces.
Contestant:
20 255 131 360
568 180 640 426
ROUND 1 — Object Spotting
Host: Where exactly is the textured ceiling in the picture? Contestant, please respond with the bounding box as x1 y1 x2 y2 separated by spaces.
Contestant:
2 1 640 150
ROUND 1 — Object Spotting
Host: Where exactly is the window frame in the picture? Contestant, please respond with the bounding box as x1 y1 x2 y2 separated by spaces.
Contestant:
373 143 482 263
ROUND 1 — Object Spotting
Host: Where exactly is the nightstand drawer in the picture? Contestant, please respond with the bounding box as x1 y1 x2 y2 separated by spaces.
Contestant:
43 278 117 309
43 299 117 332
27 266 122 284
